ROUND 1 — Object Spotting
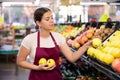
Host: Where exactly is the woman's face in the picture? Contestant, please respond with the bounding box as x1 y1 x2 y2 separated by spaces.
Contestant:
38 11 54 31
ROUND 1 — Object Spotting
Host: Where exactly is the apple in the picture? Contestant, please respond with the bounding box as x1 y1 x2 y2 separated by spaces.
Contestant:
87 29 95 34
47 59 56 67
97 53 106 62
72 41 80 49
38 58 47 65
110 47 120 58
100 25 105 30
87 47 96 57
92 38 102 48
94 49 104 59
86 32 93 39
102 53 114 65
112 58 120 73
79 36 88 45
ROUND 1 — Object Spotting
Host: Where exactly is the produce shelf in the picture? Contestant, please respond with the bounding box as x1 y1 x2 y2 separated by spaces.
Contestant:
68 21 120 80
87 57 120 80
71 47 120 80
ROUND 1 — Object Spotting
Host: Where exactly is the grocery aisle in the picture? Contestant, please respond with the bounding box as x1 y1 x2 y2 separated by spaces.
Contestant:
0 62 30 80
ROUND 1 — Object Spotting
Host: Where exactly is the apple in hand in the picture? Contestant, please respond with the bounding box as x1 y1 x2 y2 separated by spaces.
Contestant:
92 38 102 48
38 58 47 65
112 58 120 73
47 59 56 67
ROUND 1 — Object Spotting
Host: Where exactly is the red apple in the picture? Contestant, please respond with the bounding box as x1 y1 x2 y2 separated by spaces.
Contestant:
112 58 120 73
79 38 85 45
78 36 88 45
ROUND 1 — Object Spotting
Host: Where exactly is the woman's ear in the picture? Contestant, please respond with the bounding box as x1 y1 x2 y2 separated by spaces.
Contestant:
36 21 41 27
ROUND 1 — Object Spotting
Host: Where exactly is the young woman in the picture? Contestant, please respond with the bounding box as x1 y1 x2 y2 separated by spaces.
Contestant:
17 7 92 80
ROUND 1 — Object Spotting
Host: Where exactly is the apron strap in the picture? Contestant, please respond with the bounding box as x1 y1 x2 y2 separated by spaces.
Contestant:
50 32 57 46
37 31 40 47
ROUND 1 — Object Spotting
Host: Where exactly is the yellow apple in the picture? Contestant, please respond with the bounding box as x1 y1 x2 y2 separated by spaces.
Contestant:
38 58 47 65
102 54 114 65
110 47 120 58
47 59 55 67
94 49 103 59
87 47 96 57
72 41 80 49
98 53 106 62
92 38 102 48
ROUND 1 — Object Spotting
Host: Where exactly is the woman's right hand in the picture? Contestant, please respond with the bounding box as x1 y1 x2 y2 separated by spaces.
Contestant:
35 64 56 71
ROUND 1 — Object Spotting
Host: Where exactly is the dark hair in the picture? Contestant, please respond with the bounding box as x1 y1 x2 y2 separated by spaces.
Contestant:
34 7 51 22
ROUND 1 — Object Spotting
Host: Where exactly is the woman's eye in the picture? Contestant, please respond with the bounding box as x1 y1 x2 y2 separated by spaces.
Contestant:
46 19 49 21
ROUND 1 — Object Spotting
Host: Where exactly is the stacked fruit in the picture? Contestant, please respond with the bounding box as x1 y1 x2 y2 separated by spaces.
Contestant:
61 24 86 39
87 30 120 73
92 24 115 40
67 23 116 50
67 26 95 49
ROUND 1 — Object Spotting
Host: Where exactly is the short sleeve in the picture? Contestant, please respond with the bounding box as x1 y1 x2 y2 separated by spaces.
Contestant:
21 35 31 50
52 32 66 46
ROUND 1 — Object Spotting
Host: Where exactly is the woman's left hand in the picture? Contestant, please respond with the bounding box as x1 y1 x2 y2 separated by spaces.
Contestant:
83 40 92 49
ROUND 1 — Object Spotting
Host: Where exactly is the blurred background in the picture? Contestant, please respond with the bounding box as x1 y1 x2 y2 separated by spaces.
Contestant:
0 0 120 80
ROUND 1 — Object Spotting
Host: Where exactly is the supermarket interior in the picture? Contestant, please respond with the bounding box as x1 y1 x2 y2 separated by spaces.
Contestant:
0 0 120 80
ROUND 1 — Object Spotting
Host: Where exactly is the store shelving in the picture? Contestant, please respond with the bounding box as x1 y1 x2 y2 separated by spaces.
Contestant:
60 21 120 80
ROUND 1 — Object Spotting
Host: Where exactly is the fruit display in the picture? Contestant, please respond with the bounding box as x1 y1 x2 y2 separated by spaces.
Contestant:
87 30 120 73
53 24 86 39
67 25 95 49
93 25 115 40
66 21 117 50
55 21 120 80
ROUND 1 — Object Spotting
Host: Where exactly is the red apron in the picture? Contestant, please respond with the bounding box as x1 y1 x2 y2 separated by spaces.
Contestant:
28 31 62 80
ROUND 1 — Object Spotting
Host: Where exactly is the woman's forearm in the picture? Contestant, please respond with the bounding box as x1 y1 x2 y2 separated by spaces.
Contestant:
17 61 38 70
